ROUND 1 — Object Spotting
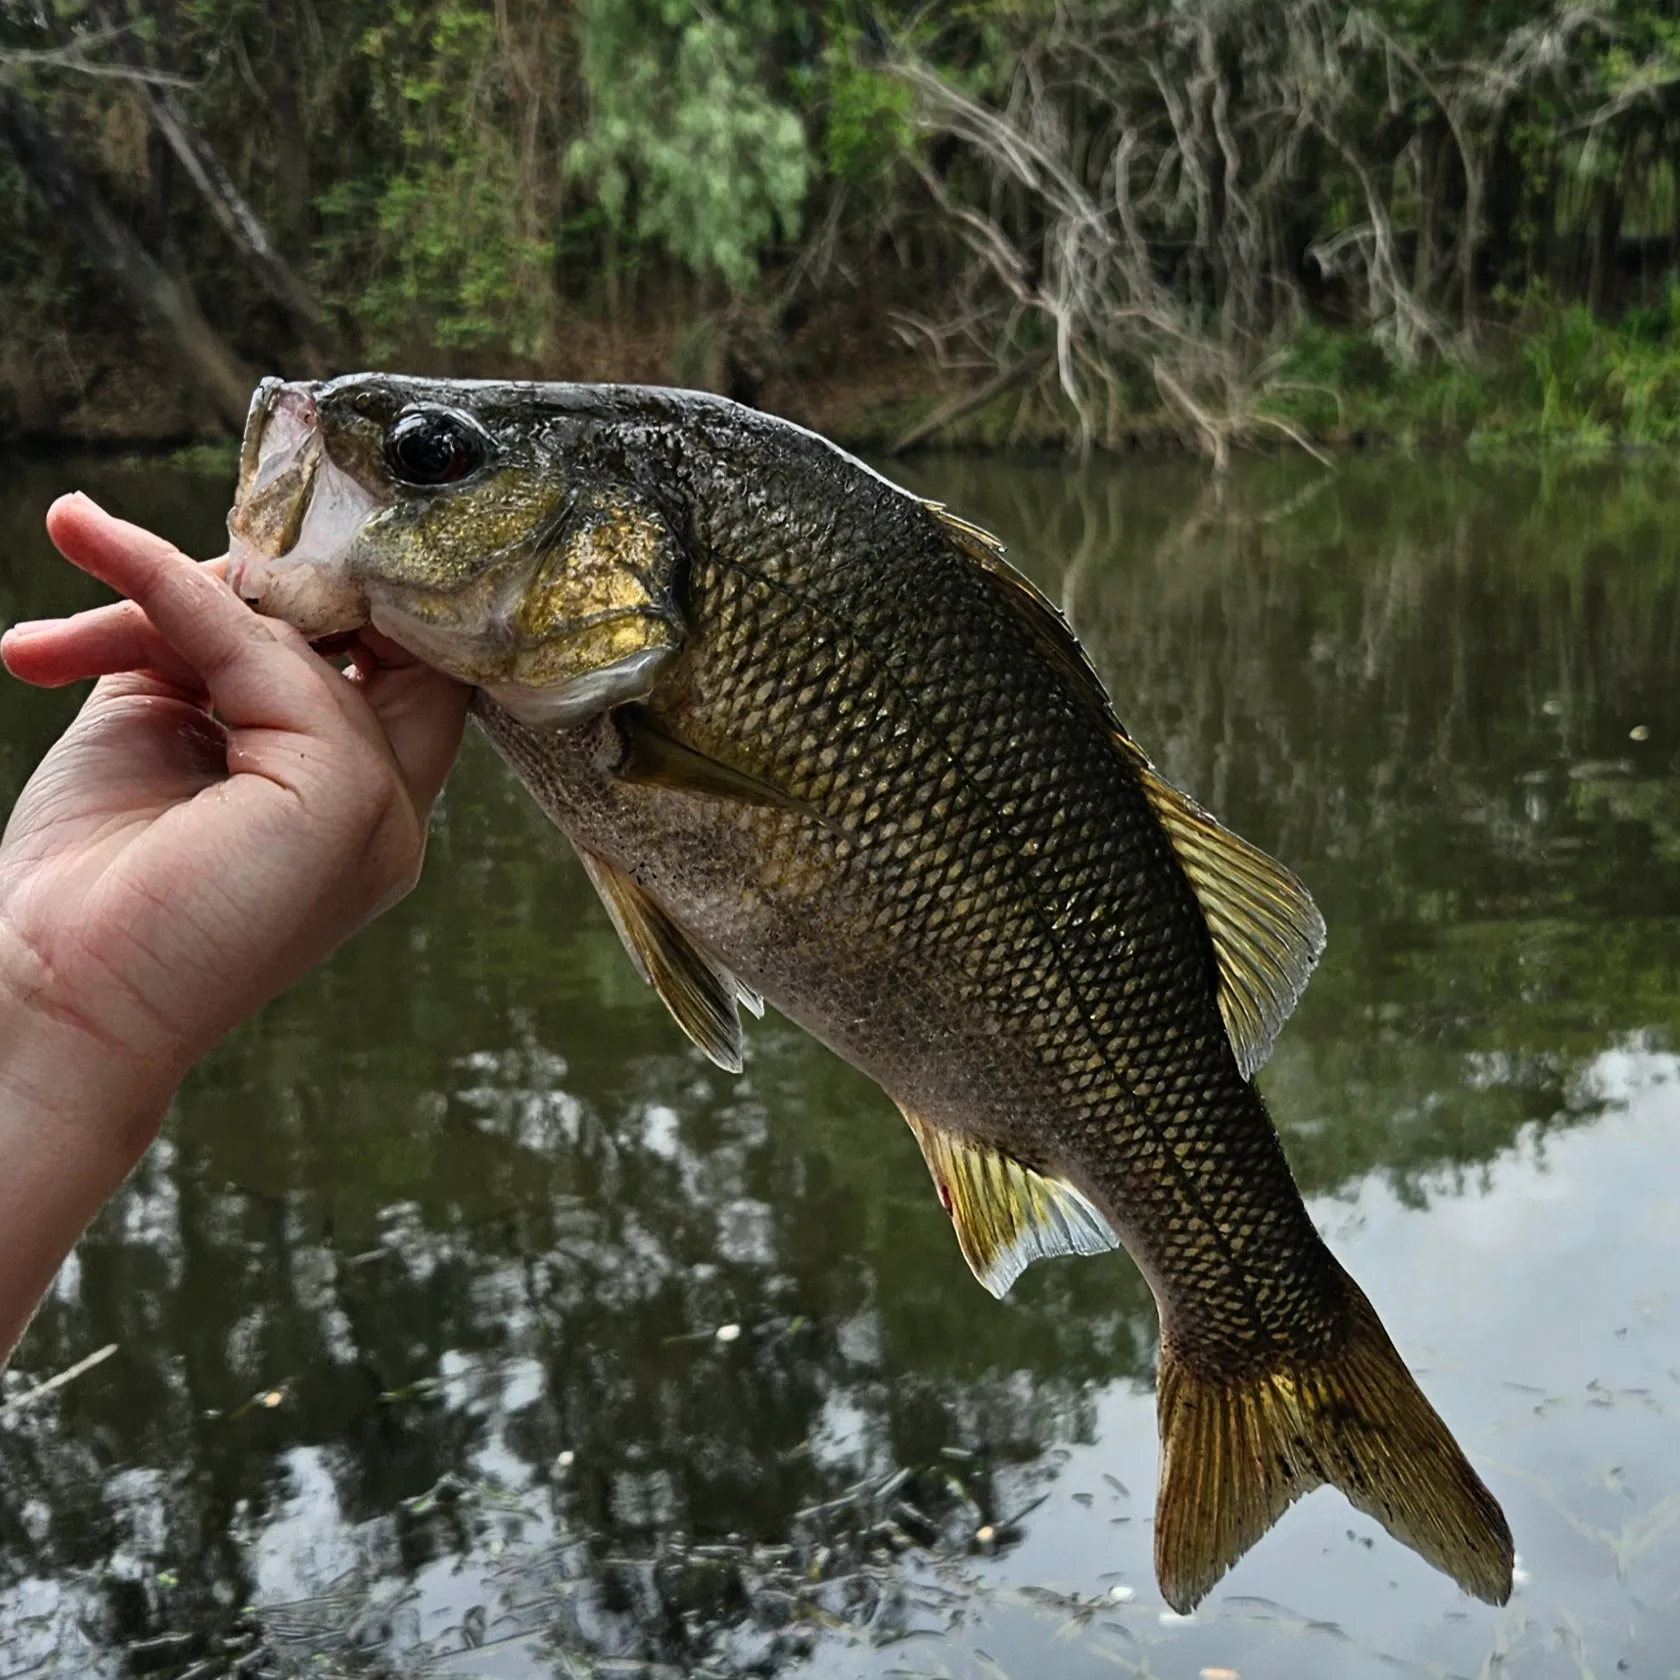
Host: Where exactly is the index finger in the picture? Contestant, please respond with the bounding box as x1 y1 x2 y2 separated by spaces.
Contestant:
42 495 326 731
3 558 228 691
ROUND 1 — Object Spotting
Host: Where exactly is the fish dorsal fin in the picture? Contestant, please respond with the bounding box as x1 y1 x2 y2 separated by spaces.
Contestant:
924 499 1324 1079
577 846 762 1073
925 501 1121 728
1134 765 1325 1079
898 1103 1119 1298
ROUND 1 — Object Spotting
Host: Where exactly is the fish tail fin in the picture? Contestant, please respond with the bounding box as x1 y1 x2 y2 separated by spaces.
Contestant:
1153 1281 1513 1613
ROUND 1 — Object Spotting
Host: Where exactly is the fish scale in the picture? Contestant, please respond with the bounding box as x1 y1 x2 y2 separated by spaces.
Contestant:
226 372 1514 1613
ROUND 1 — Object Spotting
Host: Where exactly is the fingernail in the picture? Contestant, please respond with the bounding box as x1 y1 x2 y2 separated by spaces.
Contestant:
5 618 68 638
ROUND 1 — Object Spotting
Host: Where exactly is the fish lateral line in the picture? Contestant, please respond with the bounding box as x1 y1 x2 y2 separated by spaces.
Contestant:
923 499 1326 1080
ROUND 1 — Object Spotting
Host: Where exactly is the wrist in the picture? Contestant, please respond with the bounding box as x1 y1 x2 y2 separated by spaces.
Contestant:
0 916 183 1144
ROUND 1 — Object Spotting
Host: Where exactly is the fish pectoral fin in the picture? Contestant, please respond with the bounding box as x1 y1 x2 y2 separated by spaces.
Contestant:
898 1103 1119 1298
1136 765 1325 1080
1154 1279 1512 1613
576 846 758 1073
613 705 820 825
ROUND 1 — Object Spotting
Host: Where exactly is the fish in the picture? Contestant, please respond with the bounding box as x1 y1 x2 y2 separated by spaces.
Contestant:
225 373 1514 1612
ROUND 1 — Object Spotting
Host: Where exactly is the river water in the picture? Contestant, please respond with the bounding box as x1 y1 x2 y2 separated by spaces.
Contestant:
2 447 1679 1679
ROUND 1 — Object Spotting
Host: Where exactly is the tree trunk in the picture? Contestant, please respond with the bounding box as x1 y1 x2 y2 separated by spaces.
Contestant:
1457 121 1483 341
1413 125 1445 301
1671 145 1680 273
93 0 337 361
261 0 313 248
141 118 171 256
140 84 337 358
0 83 253 429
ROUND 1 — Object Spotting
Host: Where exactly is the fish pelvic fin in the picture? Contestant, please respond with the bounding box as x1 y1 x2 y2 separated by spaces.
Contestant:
576 846 761 1073
898 1104 1120 1298
1153 1280 1513 1614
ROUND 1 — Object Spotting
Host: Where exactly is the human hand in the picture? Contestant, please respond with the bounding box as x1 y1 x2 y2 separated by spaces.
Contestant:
0 496 467 1356
0 493 470 1109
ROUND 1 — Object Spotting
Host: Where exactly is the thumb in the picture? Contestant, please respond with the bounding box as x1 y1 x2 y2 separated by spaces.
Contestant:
353 656 471 818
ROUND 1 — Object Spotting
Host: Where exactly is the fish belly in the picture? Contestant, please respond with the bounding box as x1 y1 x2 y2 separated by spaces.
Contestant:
472 697 1059 1136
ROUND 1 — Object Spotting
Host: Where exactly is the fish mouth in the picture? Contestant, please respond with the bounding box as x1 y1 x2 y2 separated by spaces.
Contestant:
226 379 381 639
364 591 679 727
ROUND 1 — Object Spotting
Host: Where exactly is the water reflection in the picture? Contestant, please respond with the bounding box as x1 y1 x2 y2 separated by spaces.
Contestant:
1 449 1678 1678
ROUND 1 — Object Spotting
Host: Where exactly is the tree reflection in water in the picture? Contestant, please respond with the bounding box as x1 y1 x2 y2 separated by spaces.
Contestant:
2 452 1678 1677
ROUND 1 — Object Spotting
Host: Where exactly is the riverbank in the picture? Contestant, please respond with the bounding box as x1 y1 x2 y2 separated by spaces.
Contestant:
10 298 1680 463
0 298 945 454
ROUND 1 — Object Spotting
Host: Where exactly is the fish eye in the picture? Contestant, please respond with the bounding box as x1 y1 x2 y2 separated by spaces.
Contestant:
383 409 490 486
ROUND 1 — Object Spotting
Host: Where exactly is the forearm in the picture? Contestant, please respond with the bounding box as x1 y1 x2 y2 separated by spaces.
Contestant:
0 1093 168 1366
0 947 176 1367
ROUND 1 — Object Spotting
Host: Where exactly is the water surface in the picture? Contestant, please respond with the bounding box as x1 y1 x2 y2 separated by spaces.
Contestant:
2 448 1678 1678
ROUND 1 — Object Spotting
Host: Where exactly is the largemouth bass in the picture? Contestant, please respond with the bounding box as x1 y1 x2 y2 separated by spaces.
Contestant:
225 374 1513 1611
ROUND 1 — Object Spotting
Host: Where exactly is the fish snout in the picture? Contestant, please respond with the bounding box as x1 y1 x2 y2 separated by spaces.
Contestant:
225 377 375 639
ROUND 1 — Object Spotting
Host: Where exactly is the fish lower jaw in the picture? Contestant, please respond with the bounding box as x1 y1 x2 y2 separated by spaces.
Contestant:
228 544 371 639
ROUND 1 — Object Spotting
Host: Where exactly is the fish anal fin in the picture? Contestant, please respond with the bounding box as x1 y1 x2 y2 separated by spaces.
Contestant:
613 705 822 826
1137 766 1325 1079
897 1102 1119 1298
576 846 757 1072
1154 1279 1513 1613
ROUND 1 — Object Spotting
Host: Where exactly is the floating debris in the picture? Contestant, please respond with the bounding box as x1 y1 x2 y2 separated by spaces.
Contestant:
125 1630 200 1673
226 1381 294 1421
0 1342 117 1422
256 1566 370 1643
714 1323 742 1343
876 1466 914 1503
1630 724 1651 741
378 1375 446 1404
86 1449 1013 1676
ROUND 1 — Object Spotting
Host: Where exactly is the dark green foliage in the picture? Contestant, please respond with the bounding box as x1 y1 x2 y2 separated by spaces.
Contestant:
6 0 1680 448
